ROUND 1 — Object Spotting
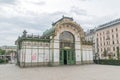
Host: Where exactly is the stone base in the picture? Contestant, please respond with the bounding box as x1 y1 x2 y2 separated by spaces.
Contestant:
19 62 51 67
19 62 60 67
76 61 81 64
19 61 94 68
83 60 94 64
76 61 93 65
53 62 60 66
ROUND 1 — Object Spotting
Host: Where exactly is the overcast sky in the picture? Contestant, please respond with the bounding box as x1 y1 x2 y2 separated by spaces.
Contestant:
0 0 120 46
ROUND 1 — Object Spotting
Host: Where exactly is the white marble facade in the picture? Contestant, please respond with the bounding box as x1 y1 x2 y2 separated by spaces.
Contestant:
16 17 93 67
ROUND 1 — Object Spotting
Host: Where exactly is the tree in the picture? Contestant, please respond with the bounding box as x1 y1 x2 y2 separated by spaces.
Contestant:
0 49 5 55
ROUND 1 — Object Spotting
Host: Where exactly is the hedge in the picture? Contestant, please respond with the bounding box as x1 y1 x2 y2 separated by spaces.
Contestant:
0 59 8 64
94 60 120 65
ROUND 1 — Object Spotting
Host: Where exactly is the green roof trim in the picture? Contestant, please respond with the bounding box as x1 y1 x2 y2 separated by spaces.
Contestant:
42 27 55 37
42 16 74 37
16 38 50 49
18 38 50 43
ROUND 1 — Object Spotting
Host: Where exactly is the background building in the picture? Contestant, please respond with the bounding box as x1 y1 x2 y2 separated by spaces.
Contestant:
0 46 17 63
16 16 94 67
85 29 95 43
0 46 17 52
95 18 120 59
85 29 95 59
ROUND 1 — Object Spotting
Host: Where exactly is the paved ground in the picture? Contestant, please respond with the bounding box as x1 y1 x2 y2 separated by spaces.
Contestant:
0 64 120 80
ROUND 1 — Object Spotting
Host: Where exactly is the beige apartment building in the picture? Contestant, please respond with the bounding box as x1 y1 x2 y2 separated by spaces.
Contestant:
95 18 120 59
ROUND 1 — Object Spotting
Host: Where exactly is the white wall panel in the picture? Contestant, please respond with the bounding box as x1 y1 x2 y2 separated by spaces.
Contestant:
83 51 87 61
54 49 59 62
90 51 93 60
25 49 31 62
44 49 50 62
38 48 44 62
76 50 81 61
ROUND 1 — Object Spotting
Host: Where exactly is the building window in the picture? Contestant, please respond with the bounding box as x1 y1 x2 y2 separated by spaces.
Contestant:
104 42 105 46
97 33 98 36
117 40 119 44
101 43 102 46
116 33 118 38
101 48 102 52
113 41 114 44
116 47 119 53
116 28 118 31
113 47 115 51
112 29 113 32
98 48 99 52
100 37 102 40
98 44 99 47
103 36 105 40
46 43 49 47
67 25 69 27
106 30 109 34
59 31 75 49
106 35 110 40
107 47 110 51
112 35 114 39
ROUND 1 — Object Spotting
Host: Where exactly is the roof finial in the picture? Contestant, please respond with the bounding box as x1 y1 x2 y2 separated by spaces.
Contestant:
23 30 27 37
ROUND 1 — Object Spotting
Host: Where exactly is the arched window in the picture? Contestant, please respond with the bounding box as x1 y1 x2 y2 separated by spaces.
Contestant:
59 31 75 49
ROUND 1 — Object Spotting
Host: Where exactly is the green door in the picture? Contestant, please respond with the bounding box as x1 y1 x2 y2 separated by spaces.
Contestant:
70 50 76 64
60 50 64 65
60 49 75 65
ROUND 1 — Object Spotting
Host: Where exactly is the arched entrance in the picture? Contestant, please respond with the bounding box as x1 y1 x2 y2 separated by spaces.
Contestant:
59 31 75 65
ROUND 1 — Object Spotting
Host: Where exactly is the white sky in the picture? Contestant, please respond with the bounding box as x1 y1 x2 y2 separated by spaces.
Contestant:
0 0 120 46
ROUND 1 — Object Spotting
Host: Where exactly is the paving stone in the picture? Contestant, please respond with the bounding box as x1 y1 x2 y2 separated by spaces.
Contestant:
0 64 119 80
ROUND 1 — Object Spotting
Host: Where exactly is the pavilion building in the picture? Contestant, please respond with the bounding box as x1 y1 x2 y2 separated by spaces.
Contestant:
16 16 93 67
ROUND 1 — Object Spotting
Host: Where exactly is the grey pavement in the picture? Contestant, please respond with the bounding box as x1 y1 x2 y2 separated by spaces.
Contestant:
0 64 120 80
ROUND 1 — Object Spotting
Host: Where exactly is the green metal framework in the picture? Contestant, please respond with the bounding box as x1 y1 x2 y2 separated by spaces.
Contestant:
60 49 75 65
59 31 76 65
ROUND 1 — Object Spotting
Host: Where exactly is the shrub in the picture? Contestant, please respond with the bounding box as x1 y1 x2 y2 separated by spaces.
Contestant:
94 59 120 65
0 59 8 64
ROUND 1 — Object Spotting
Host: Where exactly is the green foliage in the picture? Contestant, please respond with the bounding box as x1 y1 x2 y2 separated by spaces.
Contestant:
0 49 5 55
94 59 120 65
117 47 120 60
0 59 8 63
